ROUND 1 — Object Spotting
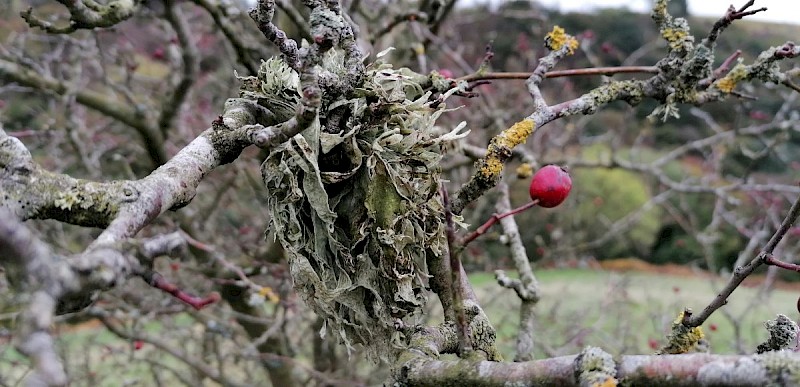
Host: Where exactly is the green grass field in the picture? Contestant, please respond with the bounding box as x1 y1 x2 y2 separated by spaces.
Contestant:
1 268 795 385
477 268 797 358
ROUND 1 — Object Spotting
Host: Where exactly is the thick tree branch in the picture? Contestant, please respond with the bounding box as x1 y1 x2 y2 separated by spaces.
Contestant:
395 350 800 386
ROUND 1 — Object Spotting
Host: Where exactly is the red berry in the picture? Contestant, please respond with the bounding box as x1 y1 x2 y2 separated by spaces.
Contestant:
529 165 572 208
134 340 144 350
151 47 165 60
709 323 718 332
648 338 659 350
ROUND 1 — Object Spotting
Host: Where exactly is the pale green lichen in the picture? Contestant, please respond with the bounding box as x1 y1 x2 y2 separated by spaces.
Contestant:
237 58 301 121
757 350 800 386
757 314 799 354
259 55 465 360
575 346 618 387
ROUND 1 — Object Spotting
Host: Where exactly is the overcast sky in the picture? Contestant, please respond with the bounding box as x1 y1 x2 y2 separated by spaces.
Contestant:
531 0 799 25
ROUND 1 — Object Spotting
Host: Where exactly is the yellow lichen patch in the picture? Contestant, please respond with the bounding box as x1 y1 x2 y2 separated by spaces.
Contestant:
480 156 504 179
715 64 746 93
545 26 578 54
501 119 535 148
716 76 737 93
516 163 533 179
661 28 689 50
258 286 280 303
480 119 537 179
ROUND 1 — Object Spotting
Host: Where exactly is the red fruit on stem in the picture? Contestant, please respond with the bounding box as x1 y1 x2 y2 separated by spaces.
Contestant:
529 165 572 208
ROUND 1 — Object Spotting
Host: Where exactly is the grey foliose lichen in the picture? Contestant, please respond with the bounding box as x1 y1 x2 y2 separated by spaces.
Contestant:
257 54 467 359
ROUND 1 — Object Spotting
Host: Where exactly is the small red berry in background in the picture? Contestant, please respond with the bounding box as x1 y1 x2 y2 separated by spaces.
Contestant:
151 47 165 61
529 165 572 208
709 323 718 332
133 340 144 350
648 338 659 350
169 262 180 272
749 110 769 121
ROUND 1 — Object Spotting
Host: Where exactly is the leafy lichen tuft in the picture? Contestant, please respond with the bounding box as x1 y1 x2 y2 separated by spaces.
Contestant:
258 54 466 360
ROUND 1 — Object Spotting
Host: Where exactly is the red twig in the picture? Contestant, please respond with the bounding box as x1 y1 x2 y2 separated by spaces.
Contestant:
142 270 220 310
462 200 539 245
763 253 800 272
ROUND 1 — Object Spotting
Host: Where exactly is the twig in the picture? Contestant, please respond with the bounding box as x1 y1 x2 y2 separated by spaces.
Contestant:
684 193 800 327
141 270 221 310
442 186 472 355
455 66 659 83
462 200 539 245
763 254 800 272
703 1 767 47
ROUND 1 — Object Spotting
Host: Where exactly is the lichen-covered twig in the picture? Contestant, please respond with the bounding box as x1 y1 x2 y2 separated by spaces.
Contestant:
703 1 767 48
493 183 540 362
451 2 797 214
21 0 143 34
250 0 300 69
